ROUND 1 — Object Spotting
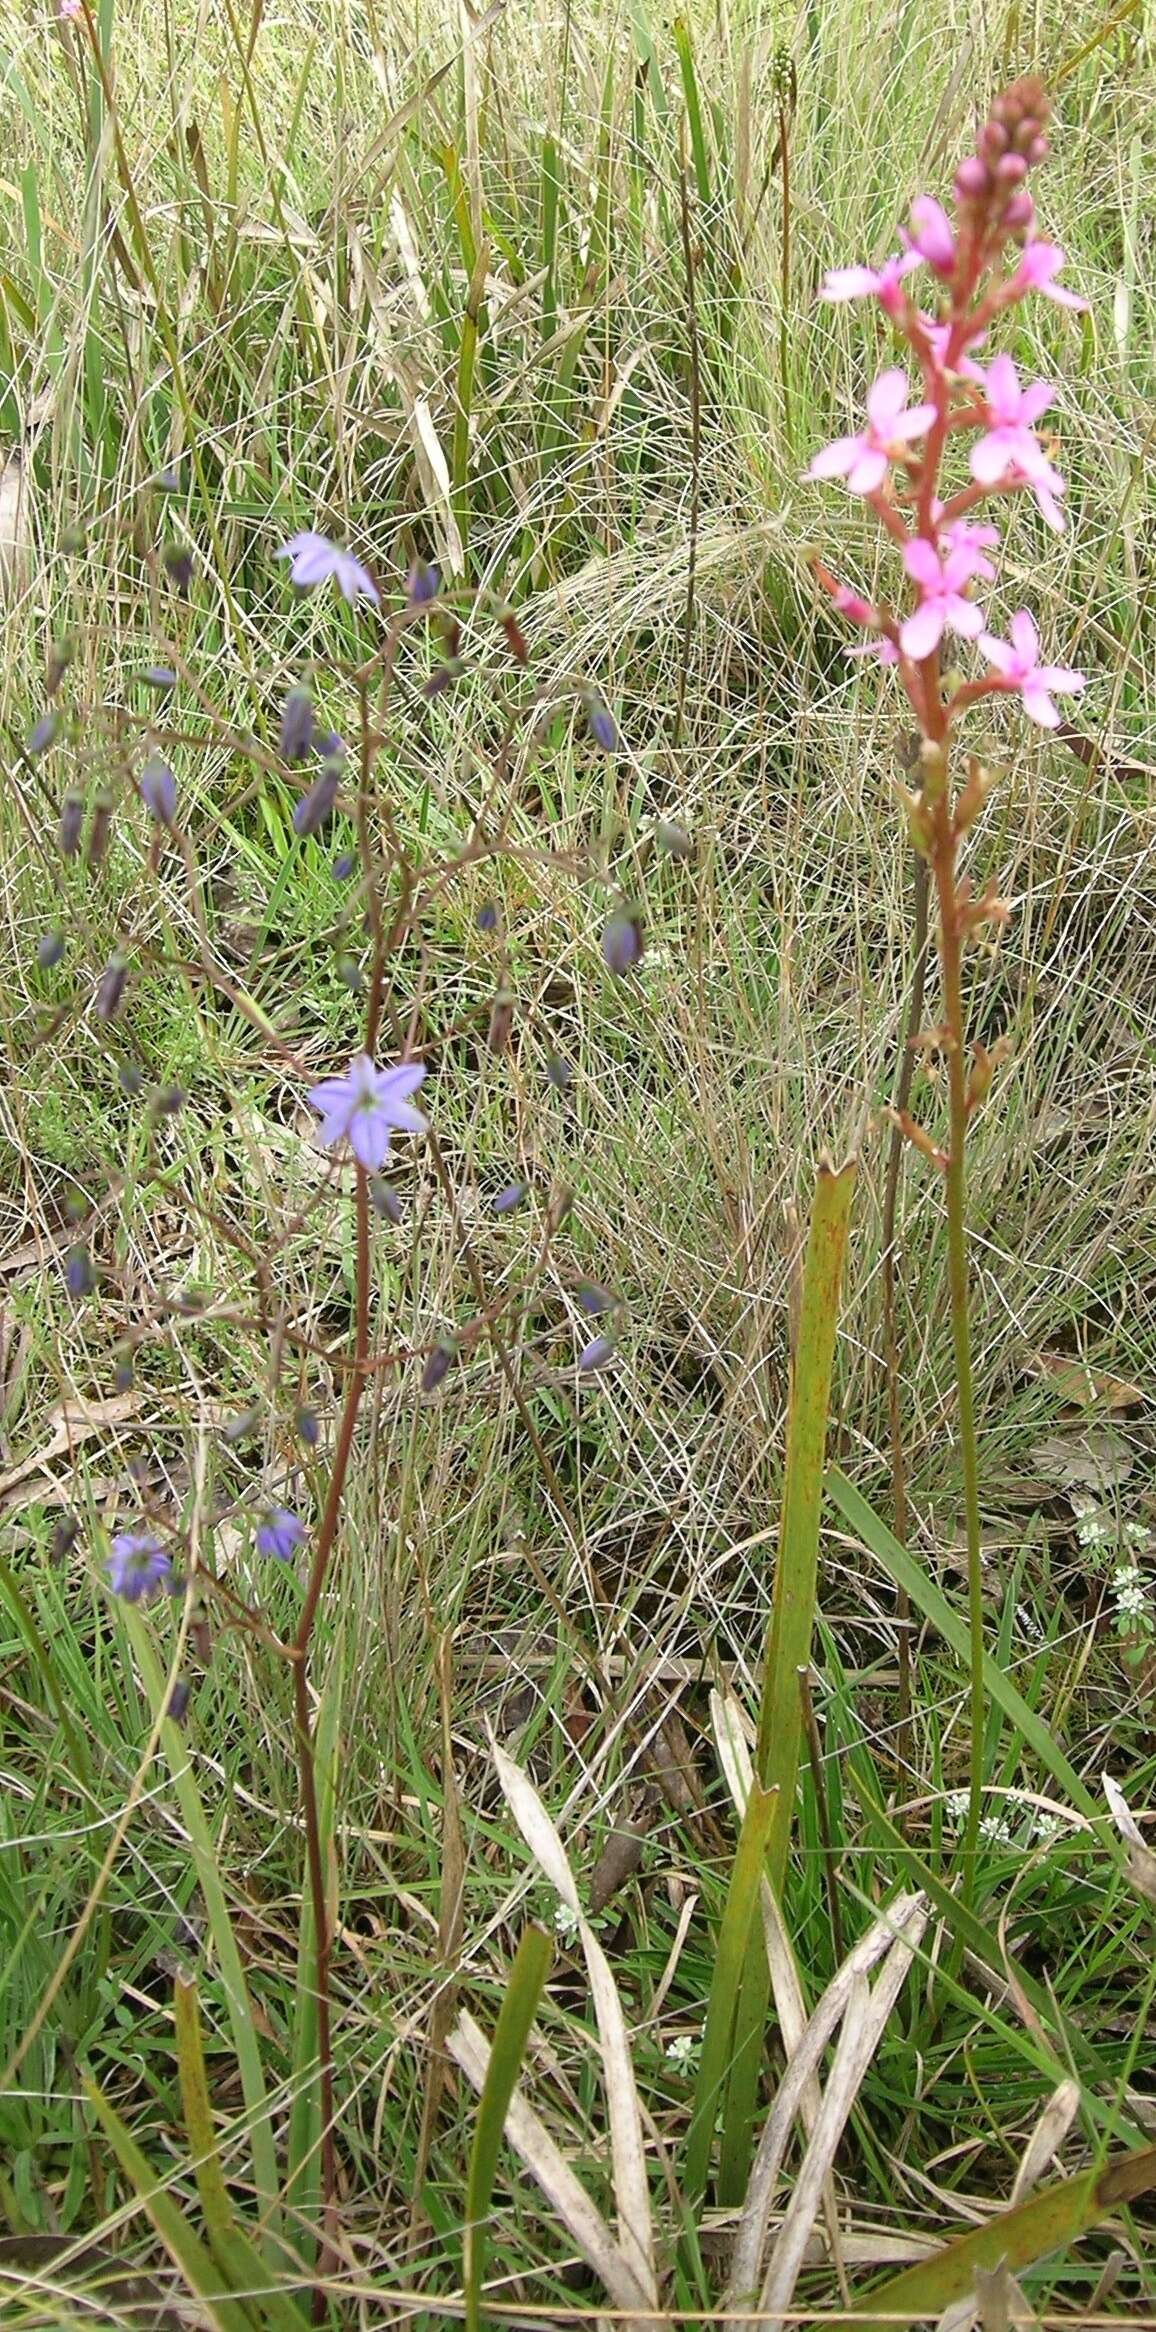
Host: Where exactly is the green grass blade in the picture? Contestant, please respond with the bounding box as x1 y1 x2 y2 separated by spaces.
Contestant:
124 1613 282 2256
683 1777 777 2211
464 1923 553 2332
824 1470 1100 1822
672 17 711 208
829 2144 1156 2331
174 1978 306 2332
84 2076 256 2332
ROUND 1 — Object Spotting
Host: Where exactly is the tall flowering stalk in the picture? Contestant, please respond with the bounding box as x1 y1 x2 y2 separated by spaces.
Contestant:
806 80 1086 1897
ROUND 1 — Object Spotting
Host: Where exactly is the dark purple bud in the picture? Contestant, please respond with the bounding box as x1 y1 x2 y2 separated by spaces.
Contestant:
425 656 467 698
578 1333 616 1372
51 1513 80 1564
46 639 72 695
37 929 65 970
58 791 84 858
586 698 618 751
487 990 515 1051
27 711 59 756
476 901 499 932
139 755 177 826
222 1406 260 1444
292 762 340 836
155 467 181 494
332 850 357 881
119 1060 145 1097
144 665 177 692
406 559 440 603
163 543 193 595
369 1177 404 1223
601 908 644 975
421 1338 456 1392
337 954 363 992
492 1181 527 1214
279 685 315 762
546 1054 572 1091
152 1084 184 1116
167 1676 191 1723
87 791 114 867
295 1404 320 1448
578 1282 616 1315
95 952 128 1021
656 818 692 860
115 1353 135 1392
66 1244 94 1298
314 730 346 764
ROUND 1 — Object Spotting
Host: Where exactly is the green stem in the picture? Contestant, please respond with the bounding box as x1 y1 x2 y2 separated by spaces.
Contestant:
930 829 985 1911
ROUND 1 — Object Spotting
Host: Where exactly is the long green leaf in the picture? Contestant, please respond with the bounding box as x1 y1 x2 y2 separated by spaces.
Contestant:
683 1777 777 2210
85 2076 255 2332
464 1924 553 2332
174 1978 306 2332
825 1470 1100 1821
830 2143 1156 2330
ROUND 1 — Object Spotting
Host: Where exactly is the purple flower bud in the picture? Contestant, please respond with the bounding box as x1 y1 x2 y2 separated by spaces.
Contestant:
115 1355 135 1392
167 1677 191 1724
406 559 440 603
27 712 59 756
578 1333 616 1372
369 1176 404 1223
546 1054 572 1090
58 792 85 857
295 1404 320 1447
222 1406 260 1444
656 819 692 859
476 901 499 932
144 666 177 692
37 929 65 969
492 1181 527 1214
333 850 357 881
163 543 193 595
255 1506 308 1563
586 698 618 751
46 639 72 695
152 1084 184 1116
87 791 114 867
65 1244 94 1297
488 991 515 1051
51 1513 79 1564
279 686 315 762
118 1060 145 1097
95 953 128 1021
139 755 177 826
577 1282 616 1315
314 730 346 764
421 1339 455 1392
425 656 467 698
292 762 341 836
155 467 181 494
601 908 644 975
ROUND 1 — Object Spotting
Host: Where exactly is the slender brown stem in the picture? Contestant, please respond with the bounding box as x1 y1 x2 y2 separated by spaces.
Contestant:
880 848 930 1815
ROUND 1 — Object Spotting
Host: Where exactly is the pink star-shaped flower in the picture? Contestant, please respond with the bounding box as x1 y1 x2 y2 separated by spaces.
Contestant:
970 355 1066 530
1006 241 1088 311
977 610 1086 728
820 254 915 318
899 539 986 660
805 369 937 496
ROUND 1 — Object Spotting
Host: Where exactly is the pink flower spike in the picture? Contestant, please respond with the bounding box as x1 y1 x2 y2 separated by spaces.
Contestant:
902 196 957 280
919 317 986 379
899 539 986 660
970 356 1066 527
978 610 1086 728
1007 240 1088 311
805 368 936 497
821 254 916 317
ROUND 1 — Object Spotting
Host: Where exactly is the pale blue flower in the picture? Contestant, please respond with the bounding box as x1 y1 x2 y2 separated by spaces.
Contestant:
308 1054 427 1172
277 531 380 607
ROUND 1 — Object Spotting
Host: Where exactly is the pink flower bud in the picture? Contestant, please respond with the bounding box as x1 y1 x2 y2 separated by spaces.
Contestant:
1003 192 1034 234
954 156 989 201
996 151 1028 184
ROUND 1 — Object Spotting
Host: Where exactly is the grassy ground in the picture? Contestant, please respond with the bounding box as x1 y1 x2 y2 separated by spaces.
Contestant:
1 0 1155 2323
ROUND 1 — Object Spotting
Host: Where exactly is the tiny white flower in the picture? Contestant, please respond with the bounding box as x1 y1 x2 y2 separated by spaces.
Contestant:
665 2032 701 2071
553 1901 580 1940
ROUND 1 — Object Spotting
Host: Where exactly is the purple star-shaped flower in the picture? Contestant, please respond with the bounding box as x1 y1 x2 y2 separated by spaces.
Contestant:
255 1507 308 1562
277 531 381 607
106 1532 173 1602
308 1054 428 1172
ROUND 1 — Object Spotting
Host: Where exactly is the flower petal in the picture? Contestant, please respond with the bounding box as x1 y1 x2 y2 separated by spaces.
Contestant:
1020 683 1061 727
805 437 859 480
865 367 910 428
900 601 945 660
978 633 1016 677
846 446 889 494
947 597 985 639
1008 609 1040 664
902 537 941 589
348 1110 392 1171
